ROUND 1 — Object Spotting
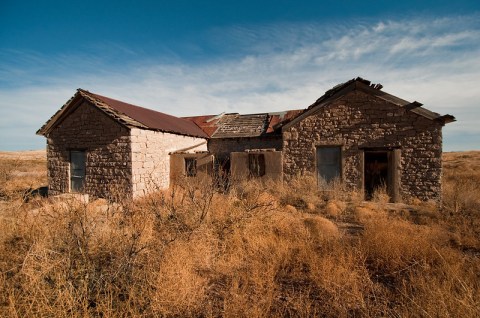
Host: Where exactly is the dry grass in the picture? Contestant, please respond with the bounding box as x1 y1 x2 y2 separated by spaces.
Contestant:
0 150 47 201
0 150 479 317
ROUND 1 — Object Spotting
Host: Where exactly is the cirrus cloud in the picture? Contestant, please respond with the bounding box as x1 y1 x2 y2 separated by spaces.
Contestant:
0 15 479 151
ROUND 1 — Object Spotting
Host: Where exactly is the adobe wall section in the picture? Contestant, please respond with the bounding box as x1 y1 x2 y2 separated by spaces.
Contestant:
170 152 214 183
208 136 282 161
130 129 207 198
283 90 444 201
47 102 132 198
230 150 283 182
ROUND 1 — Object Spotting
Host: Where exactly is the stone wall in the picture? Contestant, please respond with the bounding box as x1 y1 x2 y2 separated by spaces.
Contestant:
47 101 132 198
283 90 444 201
130 129 208 198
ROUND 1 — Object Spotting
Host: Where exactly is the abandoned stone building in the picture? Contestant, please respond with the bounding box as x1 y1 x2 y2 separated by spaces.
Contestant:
37 77 455 201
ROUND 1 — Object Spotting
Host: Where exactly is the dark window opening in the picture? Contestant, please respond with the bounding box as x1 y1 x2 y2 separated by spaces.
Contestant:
248 154 266 177
364 151 389 200
185 158 197 177
215 157 231 190
316 146 342 184
70 150 86 192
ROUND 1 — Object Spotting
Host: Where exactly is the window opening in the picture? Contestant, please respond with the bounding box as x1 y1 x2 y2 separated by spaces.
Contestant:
316 146 341 184
185 158 197 177
248 153 266 177
70 150 86 192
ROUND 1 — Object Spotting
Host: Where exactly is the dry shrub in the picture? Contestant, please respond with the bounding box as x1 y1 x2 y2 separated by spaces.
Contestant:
303 216 339 240
354 206 373 220
0 157 46 201
325 199 346 218
203 211 348 317
0 195 159 317
442 151 480 251
152 231 214 316
276 175 321 211
360 216 479 317
371 183 390 204
320 178 350 201
362 217 447 271
283 204 297 213
443 169 480 213
230 178 276 212
1 151 480 317
352 201 392 224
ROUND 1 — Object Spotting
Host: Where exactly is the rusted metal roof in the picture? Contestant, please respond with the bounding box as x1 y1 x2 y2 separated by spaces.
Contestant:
87 91 209 138
267 110 304 132
182 114 219 137
37 89 209 138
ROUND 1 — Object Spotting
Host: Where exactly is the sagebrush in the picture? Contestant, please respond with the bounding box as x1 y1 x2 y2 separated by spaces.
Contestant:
0 151 479 317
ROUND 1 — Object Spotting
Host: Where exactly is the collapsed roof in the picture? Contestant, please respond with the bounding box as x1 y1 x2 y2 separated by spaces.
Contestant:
184 110 303 138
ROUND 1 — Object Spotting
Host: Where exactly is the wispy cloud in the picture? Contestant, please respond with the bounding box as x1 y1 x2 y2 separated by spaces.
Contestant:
1 15 479 150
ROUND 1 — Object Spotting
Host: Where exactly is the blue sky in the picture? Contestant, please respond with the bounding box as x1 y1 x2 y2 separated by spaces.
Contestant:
1 0 479 151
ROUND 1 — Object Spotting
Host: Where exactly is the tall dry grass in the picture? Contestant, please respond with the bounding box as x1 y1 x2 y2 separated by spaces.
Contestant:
0 150 479 317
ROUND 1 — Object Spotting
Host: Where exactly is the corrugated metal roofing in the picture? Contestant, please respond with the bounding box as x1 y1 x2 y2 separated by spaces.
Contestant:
87 91 209 138
182 114 219 137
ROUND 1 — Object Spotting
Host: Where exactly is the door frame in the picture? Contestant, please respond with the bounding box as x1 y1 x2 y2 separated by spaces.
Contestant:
359 147 401 202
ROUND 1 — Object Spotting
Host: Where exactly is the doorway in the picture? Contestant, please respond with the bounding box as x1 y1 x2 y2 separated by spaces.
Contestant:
364 151 389 200
214 156 231 191
363 149 400 201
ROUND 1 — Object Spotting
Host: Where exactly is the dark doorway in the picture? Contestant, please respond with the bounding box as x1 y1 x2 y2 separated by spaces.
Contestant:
215 157 231 191
364 151 389 200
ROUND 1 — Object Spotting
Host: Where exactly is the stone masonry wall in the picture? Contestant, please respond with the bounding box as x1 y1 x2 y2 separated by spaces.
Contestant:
283 90 444 201
130 129 207 198
47 102 132 198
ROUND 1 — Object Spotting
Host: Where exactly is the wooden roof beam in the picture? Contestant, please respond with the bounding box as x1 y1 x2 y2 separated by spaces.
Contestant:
404 101 423 110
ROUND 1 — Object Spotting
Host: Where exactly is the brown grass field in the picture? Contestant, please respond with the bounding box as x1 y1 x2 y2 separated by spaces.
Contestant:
0 150 479 317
